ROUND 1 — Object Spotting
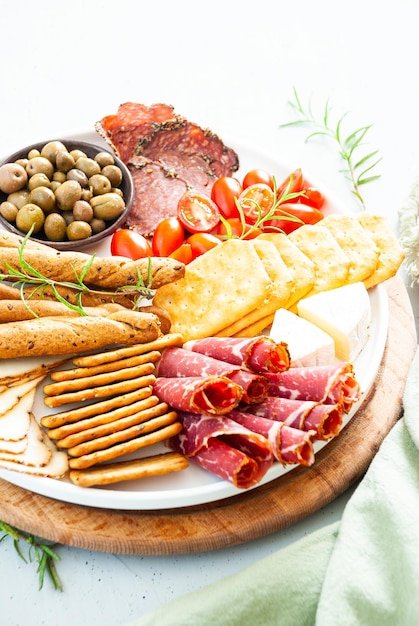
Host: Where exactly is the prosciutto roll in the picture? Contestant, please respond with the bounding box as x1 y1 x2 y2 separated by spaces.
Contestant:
153 375 242 416
242 396 343 441
265 363 361 413
183 336 290 374
169 412 273 488
229 410 315 466
156 347 268 404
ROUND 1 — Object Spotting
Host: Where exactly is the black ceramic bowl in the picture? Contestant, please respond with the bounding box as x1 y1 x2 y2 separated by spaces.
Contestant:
0 139 134 251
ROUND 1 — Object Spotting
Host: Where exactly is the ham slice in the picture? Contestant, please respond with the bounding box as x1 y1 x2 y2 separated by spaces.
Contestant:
156 346 268 404
183 336 290 374
229 410 315 466
153 376 242 416
265 363 361 413
242 396 343 440
169 412 273 488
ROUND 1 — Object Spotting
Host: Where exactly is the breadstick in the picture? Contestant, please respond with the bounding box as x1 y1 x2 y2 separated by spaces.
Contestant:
49 351 161 381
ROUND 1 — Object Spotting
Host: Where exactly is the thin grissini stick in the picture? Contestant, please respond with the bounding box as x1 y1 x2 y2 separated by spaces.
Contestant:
0 247 185 290
68 452 189 488
43 362 156 396
49 350 162 381
46 395 162 440
44 373 157 408
0 310 161 359
65 410 179 457
40 386 154 428
68 421 182 469
72 333 184 367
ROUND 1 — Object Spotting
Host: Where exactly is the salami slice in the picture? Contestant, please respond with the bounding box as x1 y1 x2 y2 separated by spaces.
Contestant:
265 363 361 412
183 336 291 374
153 376 242 415
169 412 273 488
229 410 315 466
156 347 268 404
242 396 343 440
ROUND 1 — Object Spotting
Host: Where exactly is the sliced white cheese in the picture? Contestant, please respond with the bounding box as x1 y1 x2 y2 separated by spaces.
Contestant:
269 308 335 367
297 282 371 362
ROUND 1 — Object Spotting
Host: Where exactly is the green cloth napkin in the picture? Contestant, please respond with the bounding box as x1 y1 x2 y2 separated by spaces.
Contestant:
128 347 419 626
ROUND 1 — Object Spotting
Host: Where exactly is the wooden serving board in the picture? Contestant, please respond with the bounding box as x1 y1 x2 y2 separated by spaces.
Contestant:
0 277 416 555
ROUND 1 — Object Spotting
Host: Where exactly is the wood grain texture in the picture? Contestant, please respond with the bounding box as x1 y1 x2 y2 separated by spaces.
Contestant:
0 276 416 555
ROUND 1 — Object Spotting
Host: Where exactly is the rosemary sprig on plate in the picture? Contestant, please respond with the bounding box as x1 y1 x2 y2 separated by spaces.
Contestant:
281 87 382 209
0 521 63 591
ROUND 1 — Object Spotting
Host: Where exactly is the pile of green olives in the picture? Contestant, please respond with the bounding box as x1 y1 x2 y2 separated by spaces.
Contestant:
0 140 126 242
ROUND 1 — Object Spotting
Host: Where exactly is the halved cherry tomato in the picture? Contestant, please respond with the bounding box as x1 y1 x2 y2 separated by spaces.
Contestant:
211 176 242 220
263 203 324 234
152 217 185 256
169 242 193 264
298 186 325 210
110 229 152 259
237 183 274 224
217 218 263 240
177 192 220 233
186 232 221 259
242 168 274 191
276 168 305 200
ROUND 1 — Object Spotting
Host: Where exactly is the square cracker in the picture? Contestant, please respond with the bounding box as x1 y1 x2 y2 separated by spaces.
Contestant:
216 239 293 337
356 213 405 288
289 224 350 295
153 239 273 341
321 214 380 283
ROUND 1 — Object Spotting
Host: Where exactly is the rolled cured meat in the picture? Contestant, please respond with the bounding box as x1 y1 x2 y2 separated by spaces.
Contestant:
229 410 315 466
153 376 242 415
265 362 361 413
183 336 290 374
156 347 268 404
242 396 343 441
169 412 273 488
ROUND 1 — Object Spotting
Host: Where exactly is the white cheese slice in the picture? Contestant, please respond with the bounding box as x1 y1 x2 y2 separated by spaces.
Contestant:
269 307 335 367
297 282 371 362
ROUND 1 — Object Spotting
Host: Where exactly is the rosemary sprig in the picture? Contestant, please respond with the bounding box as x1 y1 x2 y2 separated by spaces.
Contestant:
281 87 382 209
0 521 63 590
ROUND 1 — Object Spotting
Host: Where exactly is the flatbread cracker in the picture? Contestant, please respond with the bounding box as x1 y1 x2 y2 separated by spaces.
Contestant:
357 213 405 288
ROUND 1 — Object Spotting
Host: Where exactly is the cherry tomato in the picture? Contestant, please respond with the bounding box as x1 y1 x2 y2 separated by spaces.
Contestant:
110 229 152 259
262 203 324 234
276 168 305 200
237 183 274 224
169 242 193 264
152 217 185 256
211 176 242 220
298 186 325 210
217 218 263 240
242 168 274 191
186 232 221 259
177 192 220 233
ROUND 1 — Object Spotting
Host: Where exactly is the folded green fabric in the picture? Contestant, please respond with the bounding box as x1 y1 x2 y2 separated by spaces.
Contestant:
129 347 419 626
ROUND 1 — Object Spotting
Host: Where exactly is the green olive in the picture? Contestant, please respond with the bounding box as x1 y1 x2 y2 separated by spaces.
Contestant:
54 179 82 210
0 201 19 222
90 192 125 221
66 220 92 241
7 189 30 209
73 199 93 222
15 158 29 169
55 150 75 173
89 217 106 234
66 168 89 188
27 173 51 191
50 181 62 193
0 163 28 193
80 186 93 202
53 171 67 183
26 156 54 179
101 164 123 187
75 156 101 178
40 141 67 164
43 212 67 241
16 203 45 233
69 149 87 161
89 174 112 195
27 149 41 159
28 186 56 213
95 151 115 168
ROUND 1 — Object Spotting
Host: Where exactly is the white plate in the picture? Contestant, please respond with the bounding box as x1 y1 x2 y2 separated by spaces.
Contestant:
0 132 388 510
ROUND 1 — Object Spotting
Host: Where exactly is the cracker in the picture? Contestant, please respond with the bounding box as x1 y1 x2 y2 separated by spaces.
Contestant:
68 421 182 469
68 452 189 487
153 239 273 341
321 214 380 283
289 224 350 295
357 213 405 288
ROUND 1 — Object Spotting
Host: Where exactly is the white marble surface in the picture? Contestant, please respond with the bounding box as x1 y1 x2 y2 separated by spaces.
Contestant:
1 1 418 624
